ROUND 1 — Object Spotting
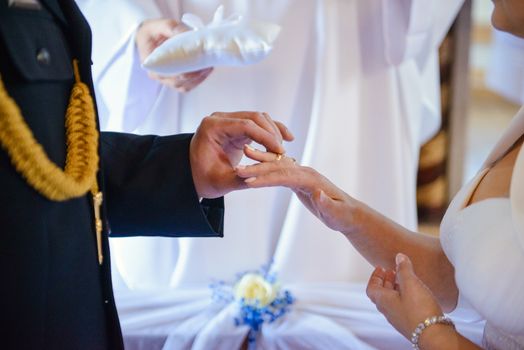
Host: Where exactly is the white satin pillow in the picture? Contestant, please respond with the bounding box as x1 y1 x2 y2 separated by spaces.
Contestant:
142 6 281 76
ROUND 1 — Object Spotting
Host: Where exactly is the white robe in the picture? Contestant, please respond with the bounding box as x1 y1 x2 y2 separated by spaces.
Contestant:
78 1 475 348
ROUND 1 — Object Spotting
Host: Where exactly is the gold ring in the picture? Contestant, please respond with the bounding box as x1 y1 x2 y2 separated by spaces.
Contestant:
275 153 283 161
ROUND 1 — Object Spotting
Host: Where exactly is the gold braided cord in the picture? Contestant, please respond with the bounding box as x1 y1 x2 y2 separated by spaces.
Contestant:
0 60 99 201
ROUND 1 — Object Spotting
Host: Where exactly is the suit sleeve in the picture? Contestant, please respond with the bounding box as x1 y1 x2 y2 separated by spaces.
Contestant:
99 131 224 238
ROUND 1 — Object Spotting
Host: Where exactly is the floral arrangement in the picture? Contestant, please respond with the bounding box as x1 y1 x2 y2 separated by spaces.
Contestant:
210 263 294 348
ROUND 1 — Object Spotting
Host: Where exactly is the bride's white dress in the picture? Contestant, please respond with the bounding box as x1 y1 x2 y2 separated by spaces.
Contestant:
440 107 524 350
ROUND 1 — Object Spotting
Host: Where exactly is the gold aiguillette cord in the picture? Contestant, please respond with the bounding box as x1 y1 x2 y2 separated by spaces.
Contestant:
0 59 103 265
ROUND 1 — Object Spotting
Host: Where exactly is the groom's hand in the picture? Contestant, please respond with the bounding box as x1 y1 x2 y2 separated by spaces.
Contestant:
190 112 293 199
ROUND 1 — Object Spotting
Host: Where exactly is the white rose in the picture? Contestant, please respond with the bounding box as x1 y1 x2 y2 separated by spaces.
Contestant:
234 273 279 307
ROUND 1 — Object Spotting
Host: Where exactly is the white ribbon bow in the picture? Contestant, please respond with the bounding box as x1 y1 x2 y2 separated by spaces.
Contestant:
181 5 242 31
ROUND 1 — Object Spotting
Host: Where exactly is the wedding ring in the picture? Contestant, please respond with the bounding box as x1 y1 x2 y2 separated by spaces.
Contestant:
275 153 283 161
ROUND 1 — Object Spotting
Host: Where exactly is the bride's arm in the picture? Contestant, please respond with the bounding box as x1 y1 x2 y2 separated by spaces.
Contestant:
345 198 457 311
236 148 458 310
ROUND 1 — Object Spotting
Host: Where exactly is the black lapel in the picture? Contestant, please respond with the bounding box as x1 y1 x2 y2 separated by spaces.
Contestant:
55 0 92 65
39 0 67 25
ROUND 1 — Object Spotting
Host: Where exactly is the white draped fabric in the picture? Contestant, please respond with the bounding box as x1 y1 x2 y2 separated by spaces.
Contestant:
116 283 484 350
77 1 478 348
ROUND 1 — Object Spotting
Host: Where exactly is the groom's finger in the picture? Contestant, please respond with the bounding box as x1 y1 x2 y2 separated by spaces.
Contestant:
261 112 283 144
275 121 294 141
223 112 285 149
203 114 285 155
219 111 294 146
243 144 282 163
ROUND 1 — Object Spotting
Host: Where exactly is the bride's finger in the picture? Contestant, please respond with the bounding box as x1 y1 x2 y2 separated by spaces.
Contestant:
235 160 283 178
243 169 300 189
240 165 322 191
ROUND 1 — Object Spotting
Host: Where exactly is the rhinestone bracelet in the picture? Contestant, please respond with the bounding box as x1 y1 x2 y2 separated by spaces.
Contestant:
411 315 455 349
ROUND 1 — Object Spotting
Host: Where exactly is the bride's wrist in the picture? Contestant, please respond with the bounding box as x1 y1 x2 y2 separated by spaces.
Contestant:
340 198 367 238
418 323 458 350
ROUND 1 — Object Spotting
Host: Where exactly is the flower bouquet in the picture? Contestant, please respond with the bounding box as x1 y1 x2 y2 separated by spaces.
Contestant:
210 264 294 348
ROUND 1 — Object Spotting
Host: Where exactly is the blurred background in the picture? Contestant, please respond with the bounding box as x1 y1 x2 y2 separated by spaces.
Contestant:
417 0 521 233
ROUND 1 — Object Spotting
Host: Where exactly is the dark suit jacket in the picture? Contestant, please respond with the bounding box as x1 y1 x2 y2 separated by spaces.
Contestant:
0 1 224 349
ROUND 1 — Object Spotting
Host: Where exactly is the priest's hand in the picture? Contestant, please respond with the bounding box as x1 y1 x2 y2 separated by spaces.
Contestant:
190 112 294 199
136 18 213 92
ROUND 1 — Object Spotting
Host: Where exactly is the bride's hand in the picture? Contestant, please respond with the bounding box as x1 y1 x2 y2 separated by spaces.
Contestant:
235 146 361 235
366 254 448 345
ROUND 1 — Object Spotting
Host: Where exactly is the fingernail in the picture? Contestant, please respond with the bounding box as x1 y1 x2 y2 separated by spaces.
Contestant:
245 177 256 183
235 165 246 170
244 144 256 151
395 253 406 265
319 190 327 202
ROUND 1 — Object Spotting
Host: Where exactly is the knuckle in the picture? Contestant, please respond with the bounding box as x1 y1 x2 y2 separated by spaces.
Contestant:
200 116 215 128
201 115 212 124
208 112 223 119
250 112 265 123
242 119 255 128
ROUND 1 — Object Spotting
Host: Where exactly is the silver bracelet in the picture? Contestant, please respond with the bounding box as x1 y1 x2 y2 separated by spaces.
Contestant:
411 315 455 349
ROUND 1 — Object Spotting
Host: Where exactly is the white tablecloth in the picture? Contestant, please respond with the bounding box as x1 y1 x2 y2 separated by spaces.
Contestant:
115 283 485 350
